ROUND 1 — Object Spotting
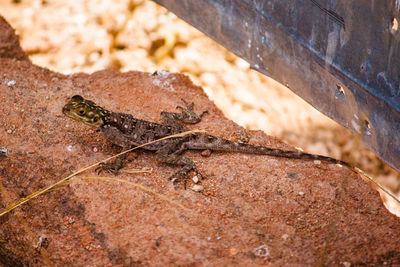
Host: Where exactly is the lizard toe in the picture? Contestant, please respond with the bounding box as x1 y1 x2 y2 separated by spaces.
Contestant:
96 162 120 175
167 164 204 189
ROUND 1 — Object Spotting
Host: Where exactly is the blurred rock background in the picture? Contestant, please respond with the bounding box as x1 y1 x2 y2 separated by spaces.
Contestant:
2 0 399 205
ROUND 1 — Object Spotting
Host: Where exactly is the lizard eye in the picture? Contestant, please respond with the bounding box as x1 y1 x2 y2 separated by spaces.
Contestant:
71 95 84 102
93 117 98 122
78 109 85 115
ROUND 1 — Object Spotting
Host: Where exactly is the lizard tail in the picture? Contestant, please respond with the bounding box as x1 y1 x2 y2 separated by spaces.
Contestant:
187 134 400 205
187 134 350 167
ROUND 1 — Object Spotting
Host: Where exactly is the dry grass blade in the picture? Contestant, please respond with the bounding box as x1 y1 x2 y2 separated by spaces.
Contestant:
354 167 400 205
120 167 153 174
80 176 188 210
0 130 203 217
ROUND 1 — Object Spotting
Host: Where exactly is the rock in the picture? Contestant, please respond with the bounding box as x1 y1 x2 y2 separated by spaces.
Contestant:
0 15 400 266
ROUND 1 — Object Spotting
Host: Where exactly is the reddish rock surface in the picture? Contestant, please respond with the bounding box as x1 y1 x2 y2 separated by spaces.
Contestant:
1 16 400 266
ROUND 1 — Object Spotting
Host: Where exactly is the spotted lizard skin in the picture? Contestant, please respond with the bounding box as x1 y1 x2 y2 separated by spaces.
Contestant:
62 95 351 182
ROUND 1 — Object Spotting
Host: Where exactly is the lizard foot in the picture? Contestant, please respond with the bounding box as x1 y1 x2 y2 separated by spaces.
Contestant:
168 164 204 189
175 98 208 124
95 154 127 175
95 161 122 175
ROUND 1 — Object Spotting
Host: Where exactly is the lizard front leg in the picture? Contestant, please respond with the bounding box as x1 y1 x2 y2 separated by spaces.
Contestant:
160 99 208 131
96 152 130 174
96 124 135 174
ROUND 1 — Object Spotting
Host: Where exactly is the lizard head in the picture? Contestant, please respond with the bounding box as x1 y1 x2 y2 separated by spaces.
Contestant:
62 95 109 127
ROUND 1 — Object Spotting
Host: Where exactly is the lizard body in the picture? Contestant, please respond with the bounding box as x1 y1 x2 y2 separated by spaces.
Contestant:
62 95 351 181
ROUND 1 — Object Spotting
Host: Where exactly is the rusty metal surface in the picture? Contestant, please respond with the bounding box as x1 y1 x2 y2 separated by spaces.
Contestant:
154 0 400 172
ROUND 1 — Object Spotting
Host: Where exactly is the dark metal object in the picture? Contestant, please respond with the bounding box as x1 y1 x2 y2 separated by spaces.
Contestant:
154 0 400 172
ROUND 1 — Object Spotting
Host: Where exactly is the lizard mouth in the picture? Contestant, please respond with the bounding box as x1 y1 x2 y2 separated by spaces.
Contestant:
62 105 84 123
62 106 70 114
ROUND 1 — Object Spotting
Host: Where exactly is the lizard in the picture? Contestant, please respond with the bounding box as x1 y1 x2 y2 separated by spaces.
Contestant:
62 95 354 184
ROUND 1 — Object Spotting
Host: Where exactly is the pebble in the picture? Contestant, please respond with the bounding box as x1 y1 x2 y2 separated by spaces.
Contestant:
191 185 204 192
0 146 8 157
192 176 199 183
253 244 270 257
229 248 239 256
201 149 212 157
7 80 16 86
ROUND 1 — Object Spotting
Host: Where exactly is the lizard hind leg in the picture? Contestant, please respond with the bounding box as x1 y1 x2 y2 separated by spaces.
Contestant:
155 143 203 189
168 158 203 189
